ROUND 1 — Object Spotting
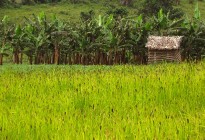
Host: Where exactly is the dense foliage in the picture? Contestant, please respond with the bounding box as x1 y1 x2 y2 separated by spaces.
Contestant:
0 0 8 7
0 6 205 65
140 0 174 16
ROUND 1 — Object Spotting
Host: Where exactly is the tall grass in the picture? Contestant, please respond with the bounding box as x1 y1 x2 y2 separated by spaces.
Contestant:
0 62 205 139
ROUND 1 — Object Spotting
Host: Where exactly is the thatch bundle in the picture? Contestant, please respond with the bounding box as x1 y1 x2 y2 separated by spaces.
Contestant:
146 36 183 50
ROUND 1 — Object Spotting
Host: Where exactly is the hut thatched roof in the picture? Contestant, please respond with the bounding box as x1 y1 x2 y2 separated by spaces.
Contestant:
145 36 183 50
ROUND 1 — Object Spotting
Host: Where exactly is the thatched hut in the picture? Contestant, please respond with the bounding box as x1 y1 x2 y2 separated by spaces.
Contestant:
145 36 183 64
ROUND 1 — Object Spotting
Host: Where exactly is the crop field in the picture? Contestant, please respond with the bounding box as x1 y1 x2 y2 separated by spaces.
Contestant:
0 62 205 139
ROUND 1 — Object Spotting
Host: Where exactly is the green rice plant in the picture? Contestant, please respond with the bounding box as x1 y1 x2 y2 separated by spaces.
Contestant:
0 62 205 139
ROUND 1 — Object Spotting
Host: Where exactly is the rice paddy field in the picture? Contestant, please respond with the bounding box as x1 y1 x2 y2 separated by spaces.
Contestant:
0 62 205 139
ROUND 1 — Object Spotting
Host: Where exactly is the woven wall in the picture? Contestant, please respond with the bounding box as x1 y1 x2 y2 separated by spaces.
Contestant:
148 49 181 64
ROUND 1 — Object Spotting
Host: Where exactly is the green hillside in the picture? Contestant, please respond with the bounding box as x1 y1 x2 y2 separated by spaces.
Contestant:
0 0 204 23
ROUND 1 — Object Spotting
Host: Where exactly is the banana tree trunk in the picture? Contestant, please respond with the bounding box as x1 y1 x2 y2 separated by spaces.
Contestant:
99 52 103 64
19 52 23 64
1 39 5 65
64 54 68 64
0 54 3 65
77 53 81 64
29 56 33 65
34 54 39 64
108 52 113 65
81 54 84 65
54 44 60 65
114 51 119 64
13 50 19 64
67 54 71 64
122 49 126 64
95 52 99 64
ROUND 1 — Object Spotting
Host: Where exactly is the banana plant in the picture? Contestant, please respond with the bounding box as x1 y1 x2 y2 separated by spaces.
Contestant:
128 15 152 64
0 15 12 65
0 10 205 65
24 12 51 64
73 19 103 64
151 9 184 35
10 25 26 64
50 15 68 64
151 9 169 35
179 4 205 60
97 15 124 64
